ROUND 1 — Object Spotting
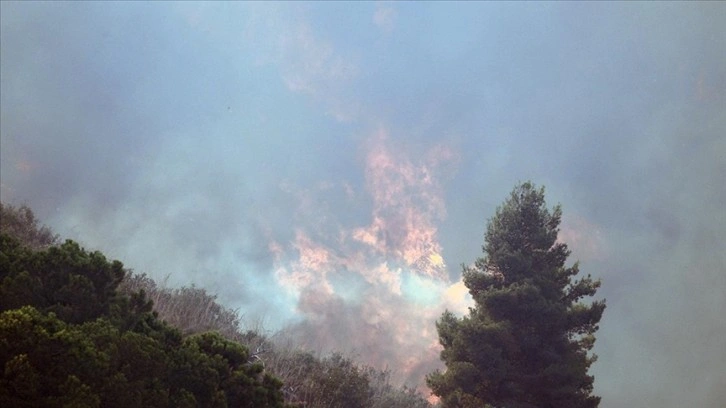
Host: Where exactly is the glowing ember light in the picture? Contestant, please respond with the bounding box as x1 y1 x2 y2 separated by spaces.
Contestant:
269 129 465 388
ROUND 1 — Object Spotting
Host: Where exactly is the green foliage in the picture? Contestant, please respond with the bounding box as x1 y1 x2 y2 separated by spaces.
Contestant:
0 201 432 407
176 331 285 408
120 272 433 408
428 182 606 408
0 232 286 408
265 348 432 408
0 234 126 324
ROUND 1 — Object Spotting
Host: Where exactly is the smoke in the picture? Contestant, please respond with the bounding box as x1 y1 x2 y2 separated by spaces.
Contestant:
2 2 725 406
271 129 468 386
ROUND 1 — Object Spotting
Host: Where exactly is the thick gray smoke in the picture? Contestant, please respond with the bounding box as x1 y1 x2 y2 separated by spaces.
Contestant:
2 2 724 405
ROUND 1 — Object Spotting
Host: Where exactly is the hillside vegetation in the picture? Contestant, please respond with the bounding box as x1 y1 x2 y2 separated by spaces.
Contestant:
2 183 604 408
0 202 432 408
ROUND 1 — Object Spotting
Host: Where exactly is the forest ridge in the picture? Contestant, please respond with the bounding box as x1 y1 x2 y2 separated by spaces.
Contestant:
0 182 604 407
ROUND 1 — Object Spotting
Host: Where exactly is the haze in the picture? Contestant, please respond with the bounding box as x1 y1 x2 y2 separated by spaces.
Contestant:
1 2 724 406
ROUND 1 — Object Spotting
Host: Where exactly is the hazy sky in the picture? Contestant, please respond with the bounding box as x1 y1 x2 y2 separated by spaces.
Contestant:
1 2 724 406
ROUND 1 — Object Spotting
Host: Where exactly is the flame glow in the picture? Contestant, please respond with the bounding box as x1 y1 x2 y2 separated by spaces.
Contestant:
270 129 471 387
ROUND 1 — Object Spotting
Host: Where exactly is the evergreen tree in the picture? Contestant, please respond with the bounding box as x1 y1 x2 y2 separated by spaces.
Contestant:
0 233 287 408
427 182 606 408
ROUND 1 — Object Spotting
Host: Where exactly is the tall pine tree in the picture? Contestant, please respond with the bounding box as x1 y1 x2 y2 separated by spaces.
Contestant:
428 182 605 408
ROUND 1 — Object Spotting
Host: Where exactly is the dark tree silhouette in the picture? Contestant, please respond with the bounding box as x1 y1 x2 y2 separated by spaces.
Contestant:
428 182 605 408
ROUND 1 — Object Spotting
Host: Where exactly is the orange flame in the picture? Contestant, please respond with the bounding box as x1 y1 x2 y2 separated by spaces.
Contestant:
269 128 467 389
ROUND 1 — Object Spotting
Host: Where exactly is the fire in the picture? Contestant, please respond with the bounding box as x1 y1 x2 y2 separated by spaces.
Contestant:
269 128 462 389
428 252 444 268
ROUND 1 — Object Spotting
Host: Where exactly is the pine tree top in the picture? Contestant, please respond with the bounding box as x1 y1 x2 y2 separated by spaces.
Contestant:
428 182 606 408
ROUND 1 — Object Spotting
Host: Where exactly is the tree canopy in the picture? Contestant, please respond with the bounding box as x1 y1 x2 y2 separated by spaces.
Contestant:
0 232 286 408
0 202 434 408
427 182 606 408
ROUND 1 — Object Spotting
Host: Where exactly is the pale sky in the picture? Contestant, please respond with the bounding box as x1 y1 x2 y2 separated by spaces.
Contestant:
2 2 725 406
